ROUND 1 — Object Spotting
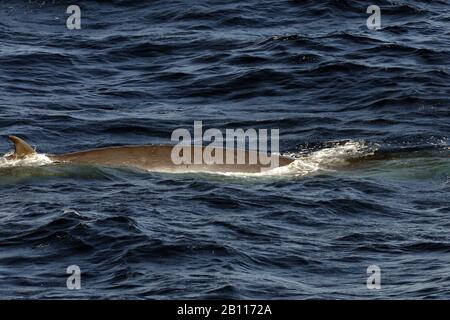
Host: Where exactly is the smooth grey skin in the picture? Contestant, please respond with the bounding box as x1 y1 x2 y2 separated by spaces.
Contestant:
6 136 295 173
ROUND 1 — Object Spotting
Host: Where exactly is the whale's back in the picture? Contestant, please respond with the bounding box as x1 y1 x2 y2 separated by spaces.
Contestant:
52 145 294 173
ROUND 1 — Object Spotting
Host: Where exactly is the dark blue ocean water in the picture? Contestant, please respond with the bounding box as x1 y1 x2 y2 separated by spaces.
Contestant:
0 0 449 299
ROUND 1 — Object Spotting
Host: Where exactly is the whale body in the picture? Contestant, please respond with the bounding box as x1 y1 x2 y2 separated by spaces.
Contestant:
6 136 294 173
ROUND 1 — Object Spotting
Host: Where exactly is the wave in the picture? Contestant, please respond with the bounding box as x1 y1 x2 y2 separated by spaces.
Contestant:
221 140 378 178
2 139 447 182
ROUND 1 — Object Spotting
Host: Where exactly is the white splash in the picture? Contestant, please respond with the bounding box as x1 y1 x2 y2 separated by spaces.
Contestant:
221 140 378 178
0 152 53 168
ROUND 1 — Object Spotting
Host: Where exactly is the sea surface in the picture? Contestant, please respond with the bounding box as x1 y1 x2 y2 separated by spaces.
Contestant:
0 0 449 299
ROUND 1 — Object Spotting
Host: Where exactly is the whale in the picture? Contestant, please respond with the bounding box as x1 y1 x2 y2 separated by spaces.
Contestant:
6 136 295 173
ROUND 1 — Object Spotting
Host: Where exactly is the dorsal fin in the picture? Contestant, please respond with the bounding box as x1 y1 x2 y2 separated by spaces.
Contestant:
8 136 36 159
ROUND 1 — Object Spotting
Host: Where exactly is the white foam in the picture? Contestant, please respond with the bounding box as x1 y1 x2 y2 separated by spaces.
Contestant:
0 152 53 168
219 140 378 178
